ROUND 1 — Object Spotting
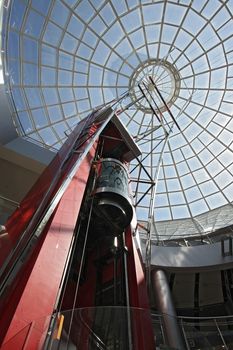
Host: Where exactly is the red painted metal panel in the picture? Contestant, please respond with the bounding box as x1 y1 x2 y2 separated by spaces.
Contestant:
0 112 98 272
0 108 109 347
2 144 97 349
126 228 150 309
125 227 155 349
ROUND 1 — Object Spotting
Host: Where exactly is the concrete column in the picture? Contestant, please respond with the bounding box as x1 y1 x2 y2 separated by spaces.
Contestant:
151 269 185 350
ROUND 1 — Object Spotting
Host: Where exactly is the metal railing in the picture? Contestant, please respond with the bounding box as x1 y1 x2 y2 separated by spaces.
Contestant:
3 308 233 349
141 227 233 248
152 312 233 350
1 307 154 350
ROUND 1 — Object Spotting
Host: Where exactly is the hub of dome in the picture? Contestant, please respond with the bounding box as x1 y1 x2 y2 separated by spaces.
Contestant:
129 59 181 114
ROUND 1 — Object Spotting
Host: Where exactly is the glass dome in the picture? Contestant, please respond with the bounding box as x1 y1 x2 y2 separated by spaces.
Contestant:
3 0 233 226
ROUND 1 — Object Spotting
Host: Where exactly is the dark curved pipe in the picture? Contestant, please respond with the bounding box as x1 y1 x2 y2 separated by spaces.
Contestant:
151 269 185 350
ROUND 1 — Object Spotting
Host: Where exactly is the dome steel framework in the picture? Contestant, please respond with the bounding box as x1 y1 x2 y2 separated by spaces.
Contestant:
2 0 233 234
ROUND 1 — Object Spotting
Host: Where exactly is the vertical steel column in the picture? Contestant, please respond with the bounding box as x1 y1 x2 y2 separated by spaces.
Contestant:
151 269 185 350
122 232 133 350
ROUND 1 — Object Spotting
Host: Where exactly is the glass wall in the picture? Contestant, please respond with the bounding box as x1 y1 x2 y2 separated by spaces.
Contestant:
3 308 233 349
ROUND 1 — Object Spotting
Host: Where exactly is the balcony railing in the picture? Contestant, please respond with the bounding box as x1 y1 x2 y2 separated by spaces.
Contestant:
152 313 233 349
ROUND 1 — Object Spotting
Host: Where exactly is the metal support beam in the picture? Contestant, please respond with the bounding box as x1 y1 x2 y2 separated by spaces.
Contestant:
149 76 181 131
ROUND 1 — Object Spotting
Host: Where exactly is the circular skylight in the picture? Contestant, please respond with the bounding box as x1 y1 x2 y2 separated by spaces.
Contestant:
129 59 180 113
3 0 233 224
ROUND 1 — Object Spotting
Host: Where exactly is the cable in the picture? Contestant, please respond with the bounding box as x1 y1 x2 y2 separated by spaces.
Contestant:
65 195 95 349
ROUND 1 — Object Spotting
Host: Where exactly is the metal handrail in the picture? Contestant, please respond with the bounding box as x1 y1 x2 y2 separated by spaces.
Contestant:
78 309 107 350
140 228 233 247
151 311 233 322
